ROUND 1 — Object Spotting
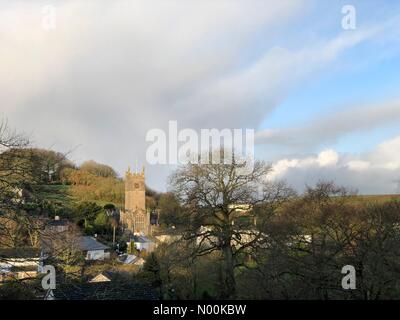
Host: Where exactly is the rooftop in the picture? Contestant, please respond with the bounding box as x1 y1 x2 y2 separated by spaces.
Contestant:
52 280 158 300
79 236 109 251
132 235 153 243
47 219 69 227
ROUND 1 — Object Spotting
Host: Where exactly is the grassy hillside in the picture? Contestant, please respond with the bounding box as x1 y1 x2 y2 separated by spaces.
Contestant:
35 184 71 205
33 184 120 215
349 194 400 205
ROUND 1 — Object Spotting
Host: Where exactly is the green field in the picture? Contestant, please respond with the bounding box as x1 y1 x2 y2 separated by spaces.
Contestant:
35 184 121 208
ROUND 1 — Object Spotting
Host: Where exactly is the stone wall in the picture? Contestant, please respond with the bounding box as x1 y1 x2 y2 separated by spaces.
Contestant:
121 167 149 235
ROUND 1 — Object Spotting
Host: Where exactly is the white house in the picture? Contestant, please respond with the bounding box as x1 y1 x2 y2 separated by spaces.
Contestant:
129 235 156 252
118 254 145 267
0 248 41 282
78 236 110 261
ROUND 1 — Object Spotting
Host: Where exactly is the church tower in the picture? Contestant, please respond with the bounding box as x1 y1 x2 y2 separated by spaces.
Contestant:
121 166 150 235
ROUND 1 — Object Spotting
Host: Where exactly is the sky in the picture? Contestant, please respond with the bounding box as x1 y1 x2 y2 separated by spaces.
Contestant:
1 0 400 194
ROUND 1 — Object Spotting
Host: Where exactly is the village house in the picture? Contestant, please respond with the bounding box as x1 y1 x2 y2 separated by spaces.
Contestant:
129 234 156 252
0 247 41 282
46 216 70 233
118 254 145 267
79 236 110 261
88 271 113 283
44 271 158 300
41 232 110 262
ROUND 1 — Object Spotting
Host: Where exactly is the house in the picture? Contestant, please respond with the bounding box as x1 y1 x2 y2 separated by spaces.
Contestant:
129 235 156 252
44 272 158 300
79 236 110 261
89 271 112 283
46 216 70 233
118 254 145 267
0 247 41 282
41 232 110 262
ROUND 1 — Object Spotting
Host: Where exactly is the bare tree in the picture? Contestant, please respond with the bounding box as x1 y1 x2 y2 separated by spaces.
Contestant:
0 120 30 202
241 181 400 300
0 121 72 284
169 149 295 298
0 120 32 236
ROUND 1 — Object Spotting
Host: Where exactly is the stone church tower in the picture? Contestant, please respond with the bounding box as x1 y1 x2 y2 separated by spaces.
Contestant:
120 166 150 235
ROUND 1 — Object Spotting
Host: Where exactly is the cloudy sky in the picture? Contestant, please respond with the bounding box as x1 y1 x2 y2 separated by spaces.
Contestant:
1 0 400 193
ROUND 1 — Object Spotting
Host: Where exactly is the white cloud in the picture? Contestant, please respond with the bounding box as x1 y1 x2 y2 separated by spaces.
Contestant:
256 99 400 148
269 149 339 180
0 0 307 190
317 150 339 167
369 136 400 170
0 1 397 192
346 160 370 171
269 136 400 194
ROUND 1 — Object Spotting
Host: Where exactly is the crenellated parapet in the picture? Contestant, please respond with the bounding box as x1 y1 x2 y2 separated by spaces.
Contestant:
121 165 149 235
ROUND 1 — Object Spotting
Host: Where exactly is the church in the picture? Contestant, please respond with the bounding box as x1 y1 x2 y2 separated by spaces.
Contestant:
120 166 151 235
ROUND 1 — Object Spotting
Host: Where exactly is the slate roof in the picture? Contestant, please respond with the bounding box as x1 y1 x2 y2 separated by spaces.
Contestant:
132 235 153 243
79 236 109 251
89 271 113 283
117 254 144 265
47 219 69 227
52 281 158 300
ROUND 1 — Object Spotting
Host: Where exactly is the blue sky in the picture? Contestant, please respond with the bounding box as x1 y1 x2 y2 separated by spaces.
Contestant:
260 51 400 153
259 0 400 130
253 1 400 193
0 0 399 193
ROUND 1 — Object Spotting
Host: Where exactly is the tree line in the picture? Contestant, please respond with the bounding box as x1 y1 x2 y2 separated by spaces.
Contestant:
2 120 400 300
143 151 400 300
